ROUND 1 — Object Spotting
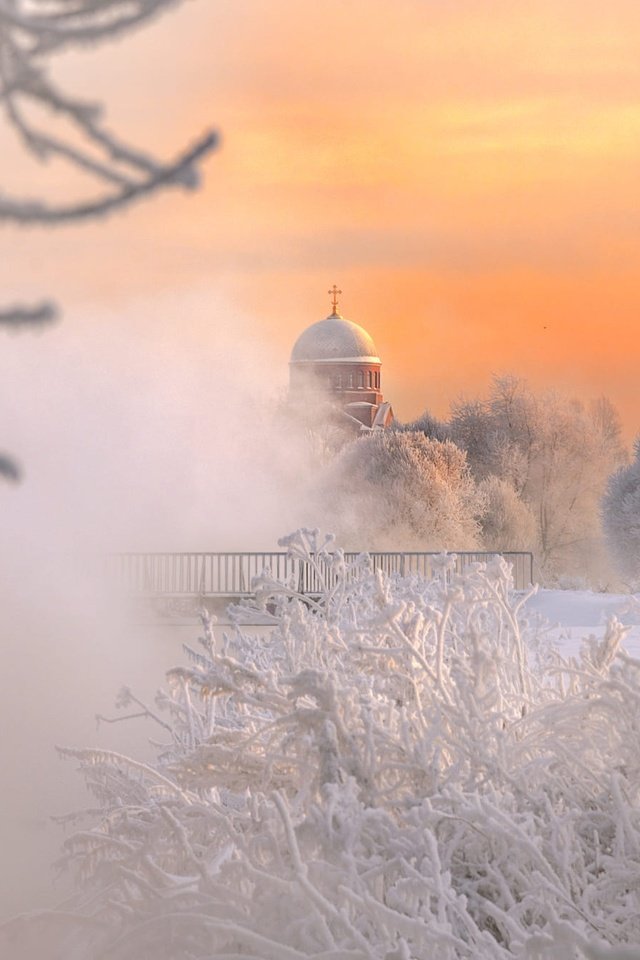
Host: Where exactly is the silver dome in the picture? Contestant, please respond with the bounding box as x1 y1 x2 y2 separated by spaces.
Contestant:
290 315 380 364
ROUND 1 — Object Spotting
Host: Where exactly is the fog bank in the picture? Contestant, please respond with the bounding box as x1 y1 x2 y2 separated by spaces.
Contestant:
0 288 311 917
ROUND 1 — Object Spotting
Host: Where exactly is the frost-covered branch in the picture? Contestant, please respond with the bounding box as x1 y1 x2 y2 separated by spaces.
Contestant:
0 130 218 224
0 0 218 324
0 1 217 483
0 1 217 221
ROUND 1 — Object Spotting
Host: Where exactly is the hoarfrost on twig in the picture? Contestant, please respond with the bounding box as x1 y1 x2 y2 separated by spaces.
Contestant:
0 0 218 322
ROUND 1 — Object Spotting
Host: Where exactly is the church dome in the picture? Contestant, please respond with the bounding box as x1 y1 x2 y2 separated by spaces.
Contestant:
290 314 380 364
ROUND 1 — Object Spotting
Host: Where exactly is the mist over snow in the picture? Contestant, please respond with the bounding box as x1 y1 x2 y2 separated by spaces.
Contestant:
2 289 639 955
0 287 314 918
0 287 314 554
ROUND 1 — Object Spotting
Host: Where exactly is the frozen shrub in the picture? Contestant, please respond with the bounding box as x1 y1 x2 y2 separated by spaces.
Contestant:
3 529 640 959
316 431 484 550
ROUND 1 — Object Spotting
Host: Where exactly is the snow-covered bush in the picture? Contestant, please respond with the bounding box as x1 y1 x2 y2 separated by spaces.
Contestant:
4 529 640 959
316 431 485 551
602 440 640 588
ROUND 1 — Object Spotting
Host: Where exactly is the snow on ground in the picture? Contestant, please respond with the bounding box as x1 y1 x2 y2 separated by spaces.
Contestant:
143 587 640 663
523 588 640 658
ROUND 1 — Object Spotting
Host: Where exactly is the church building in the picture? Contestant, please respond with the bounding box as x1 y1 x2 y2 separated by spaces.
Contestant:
289 286 394 430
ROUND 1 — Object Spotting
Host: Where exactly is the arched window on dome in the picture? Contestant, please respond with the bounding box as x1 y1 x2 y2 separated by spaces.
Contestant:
367 371 372 388
359 371 365 389
349 372 354 389
335 373 342 390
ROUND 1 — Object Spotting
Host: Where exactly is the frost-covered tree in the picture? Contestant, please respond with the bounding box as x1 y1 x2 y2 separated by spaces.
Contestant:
0 1 217 478
451 377 626 583
478 474 536 551
316 431 484 550
396 407 450 442
4 529 640 959
602 439 640 587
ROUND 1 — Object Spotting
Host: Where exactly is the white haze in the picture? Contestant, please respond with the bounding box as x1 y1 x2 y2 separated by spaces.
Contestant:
0 288 631 922
0 288 314 918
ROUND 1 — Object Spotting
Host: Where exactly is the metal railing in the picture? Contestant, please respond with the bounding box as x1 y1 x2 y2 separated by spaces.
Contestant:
107 550 534 597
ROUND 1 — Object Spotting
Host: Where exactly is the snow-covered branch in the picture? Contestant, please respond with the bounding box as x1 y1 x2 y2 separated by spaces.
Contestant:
0 129 218 223
0 2 217 217
0 0 217 325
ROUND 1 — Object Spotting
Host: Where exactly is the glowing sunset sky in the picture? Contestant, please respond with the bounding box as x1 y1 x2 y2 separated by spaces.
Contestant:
3 0 640 433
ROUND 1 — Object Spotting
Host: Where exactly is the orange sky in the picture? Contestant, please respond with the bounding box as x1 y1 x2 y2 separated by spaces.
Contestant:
3 0 640 434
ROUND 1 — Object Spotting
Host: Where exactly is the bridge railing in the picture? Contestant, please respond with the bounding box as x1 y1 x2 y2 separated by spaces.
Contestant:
107 550 534 597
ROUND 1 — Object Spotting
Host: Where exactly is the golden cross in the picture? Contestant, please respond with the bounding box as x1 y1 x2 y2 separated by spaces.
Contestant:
328 284 342 314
